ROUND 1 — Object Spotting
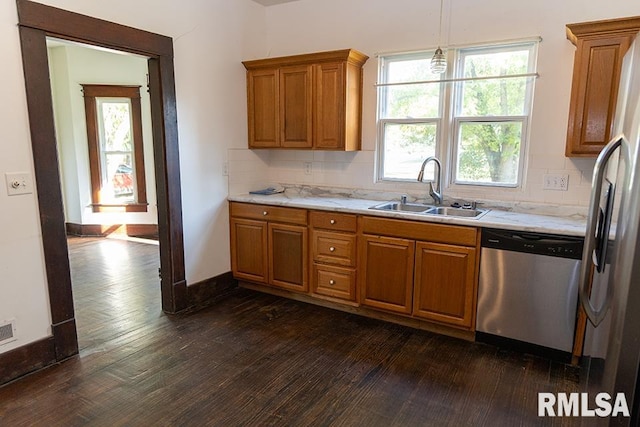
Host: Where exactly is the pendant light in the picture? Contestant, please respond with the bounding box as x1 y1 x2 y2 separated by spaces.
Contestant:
430 0 447 74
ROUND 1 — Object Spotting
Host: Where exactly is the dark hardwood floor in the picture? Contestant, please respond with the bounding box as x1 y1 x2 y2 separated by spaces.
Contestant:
0 237 581 426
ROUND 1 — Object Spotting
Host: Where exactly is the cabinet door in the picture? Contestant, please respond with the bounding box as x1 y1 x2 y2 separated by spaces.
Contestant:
359 235 414 314
269 223 308 292
314 62 345 150
413 242 476 328
247 68 279 148
280 65 313 148
566 35 633 156
230 218 268 283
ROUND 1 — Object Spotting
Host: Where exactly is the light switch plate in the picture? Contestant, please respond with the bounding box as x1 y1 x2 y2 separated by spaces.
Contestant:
5 172 33 196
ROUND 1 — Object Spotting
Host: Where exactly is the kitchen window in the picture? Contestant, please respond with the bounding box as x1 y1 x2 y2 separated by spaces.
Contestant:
82 84 148 212
377 40 538 187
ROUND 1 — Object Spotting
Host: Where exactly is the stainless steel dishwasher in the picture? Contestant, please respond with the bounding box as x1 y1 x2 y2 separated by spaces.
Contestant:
477 228 584 354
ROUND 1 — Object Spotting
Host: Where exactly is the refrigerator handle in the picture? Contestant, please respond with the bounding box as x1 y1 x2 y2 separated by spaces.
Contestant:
579 136 622 327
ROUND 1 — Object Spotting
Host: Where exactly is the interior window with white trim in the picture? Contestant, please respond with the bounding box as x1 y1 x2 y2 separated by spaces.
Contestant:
377 40 538 187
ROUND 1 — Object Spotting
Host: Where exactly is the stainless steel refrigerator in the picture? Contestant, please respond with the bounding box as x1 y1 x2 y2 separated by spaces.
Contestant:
579 35 640 426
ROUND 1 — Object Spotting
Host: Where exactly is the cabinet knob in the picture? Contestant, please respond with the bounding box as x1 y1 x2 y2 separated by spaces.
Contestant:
329 279 335 285
262 211 268 216
329 247 335 252
330 219 336 224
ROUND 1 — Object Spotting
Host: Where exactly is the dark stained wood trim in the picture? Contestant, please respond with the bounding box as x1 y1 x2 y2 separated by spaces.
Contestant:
187 271 238 309
66 223 110 236
131 93 148 207
82 85 141 98
16 0 173 57
148 56 187 313
16 0 187 374
124 224 159 239
18 25 78 337
52 319 78 361
0 336 56 385
65 223 159 238
83 91 101 205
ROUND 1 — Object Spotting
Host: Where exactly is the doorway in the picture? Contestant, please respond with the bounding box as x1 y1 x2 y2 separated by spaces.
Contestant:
47 37 164 352
17 0 187 362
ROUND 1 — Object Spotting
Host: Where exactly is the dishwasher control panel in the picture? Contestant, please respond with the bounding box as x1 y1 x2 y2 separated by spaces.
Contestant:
481 228 584 260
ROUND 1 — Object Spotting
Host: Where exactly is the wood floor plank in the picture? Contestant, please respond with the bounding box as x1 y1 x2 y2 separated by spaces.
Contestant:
0 237 582 426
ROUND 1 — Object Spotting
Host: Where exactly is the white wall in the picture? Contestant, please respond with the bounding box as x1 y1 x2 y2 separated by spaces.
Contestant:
0 0 266 354
228 0 640 209
48 43 158 226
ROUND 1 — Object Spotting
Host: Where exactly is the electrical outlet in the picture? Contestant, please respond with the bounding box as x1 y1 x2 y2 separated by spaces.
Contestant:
543 174 569 191
5 172 33 196
303 162 312 175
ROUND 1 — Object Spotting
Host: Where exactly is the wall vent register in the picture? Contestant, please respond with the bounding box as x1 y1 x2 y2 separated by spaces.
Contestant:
0 320 16 345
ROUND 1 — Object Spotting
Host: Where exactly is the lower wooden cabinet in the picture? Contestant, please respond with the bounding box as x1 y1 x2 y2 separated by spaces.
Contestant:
230 202 308 292
358 217 480 330
310 211 358 303
359 235 415 314
230 218 268 284
269 223 308 292
413 242 477 328
230 202 480 332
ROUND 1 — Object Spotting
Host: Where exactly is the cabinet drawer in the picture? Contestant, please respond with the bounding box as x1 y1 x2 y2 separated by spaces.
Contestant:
312 230 356 267
230 202 307 225
309 211 357 232
312 263 356 301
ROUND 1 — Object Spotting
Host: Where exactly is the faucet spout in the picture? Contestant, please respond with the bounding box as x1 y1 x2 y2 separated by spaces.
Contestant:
417 156 443 205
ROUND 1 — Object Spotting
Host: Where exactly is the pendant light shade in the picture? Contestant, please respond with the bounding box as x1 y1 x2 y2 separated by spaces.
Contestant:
430 47 447 74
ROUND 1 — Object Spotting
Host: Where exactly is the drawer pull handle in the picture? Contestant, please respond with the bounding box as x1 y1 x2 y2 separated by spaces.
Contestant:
329 247 335 252
330 219 336 224
329 280 335 285
262 211 268 216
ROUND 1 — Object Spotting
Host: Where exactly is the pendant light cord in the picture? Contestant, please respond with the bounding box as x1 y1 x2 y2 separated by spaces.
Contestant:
437 0 444 47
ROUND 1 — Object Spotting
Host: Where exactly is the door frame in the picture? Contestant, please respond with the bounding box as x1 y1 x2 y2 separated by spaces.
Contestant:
16 0 188 361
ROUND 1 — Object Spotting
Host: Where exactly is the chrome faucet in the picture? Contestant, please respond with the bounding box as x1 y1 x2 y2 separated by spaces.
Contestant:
417 156 443 205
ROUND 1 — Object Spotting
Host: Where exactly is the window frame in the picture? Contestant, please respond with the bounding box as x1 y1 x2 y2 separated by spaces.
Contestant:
82 84 148 212
376 50 444 183
451 116 529 187
449 42 537 188
376 40 538 188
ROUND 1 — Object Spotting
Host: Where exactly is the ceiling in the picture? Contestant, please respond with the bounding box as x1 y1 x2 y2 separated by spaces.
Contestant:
252 0 300 6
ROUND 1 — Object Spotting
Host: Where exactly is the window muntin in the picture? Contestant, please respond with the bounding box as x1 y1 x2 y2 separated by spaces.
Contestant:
377 41 537 187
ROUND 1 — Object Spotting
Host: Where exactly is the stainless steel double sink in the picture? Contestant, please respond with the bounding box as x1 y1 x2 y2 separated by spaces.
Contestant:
369 201 489 219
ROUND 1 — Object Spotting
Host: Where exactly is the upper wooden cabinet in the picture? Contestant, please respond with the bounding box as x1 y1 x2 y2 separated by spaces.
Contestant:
565 16 640 157
242 49 369 150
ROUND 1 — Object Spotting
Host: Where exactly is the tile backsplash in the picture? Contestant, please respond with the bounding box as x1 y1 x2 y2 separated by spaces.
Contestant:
227 148 596 208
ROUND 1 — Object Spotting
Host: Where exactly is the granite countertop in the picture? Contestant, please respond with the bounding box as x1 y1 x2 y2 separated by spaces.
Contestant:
228 189 589 237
